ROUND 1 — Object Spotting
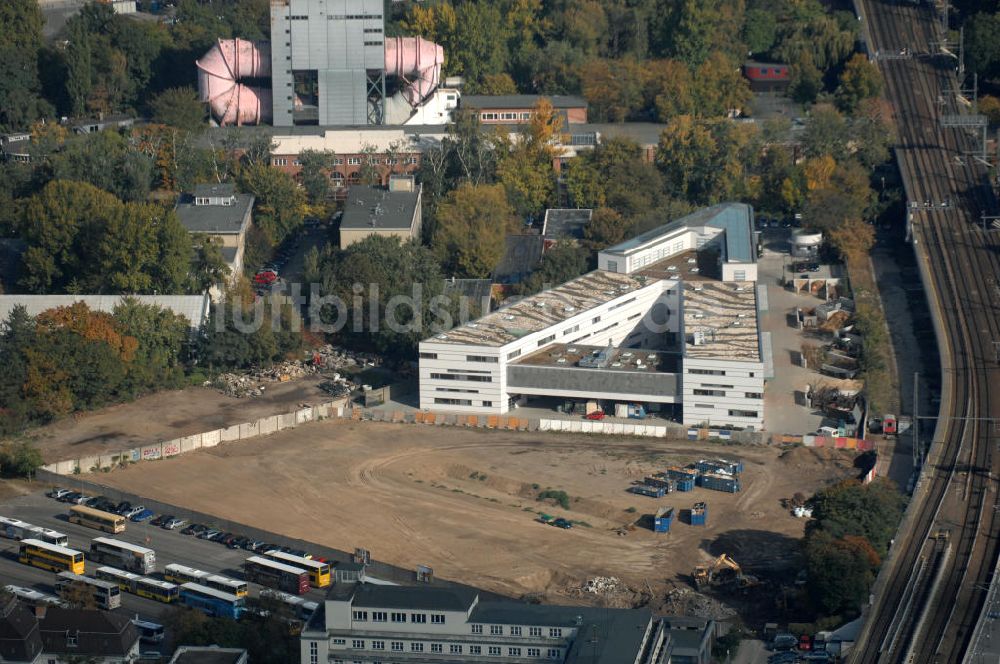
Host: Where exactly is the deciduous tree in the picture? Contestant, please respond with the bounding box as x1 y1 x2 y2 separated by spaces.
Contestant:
433 183 516 278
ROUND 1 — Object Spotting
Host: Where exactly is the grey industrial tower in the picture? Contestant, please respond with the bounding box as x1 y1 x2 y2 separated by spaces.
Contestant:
269 0 387 127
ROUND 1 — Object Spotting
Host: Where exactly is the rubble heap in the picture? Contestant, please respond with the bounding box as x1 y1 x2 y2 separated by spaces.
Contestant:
658 587 737 620
210 345 379 398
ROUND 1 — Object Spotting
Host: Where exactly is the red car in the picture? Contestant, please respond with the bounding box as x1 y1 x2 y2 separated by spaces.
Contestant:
253 270 278 286
584 410 605 420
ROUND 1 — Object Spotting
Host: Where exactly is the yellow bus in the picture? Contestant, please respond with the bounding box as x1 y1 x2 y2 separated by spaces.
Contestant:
68 505 125 534
18 539 85 574
95 567 179 604
164 564 248 598
263 550 331 588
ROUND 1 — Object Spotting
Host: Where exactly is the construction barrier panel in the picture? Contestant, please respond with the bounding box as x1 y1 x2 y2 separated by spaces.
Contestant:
163 439 183 457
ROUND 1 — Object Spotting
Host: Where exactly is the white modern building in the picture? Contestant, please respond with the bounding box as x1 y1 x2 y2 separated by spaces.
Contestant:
418 203 769 429
300 581 671 664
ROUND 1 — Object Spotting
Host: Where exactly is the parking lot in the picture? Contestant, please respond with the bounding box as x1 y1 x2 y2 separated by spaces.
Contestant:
0 491 332 639
757 227 845 435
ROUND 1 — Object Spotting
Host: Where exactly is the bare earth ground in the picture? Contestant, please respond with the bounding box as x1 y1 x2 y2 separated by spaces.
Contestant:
22 377 329 463
94 420 857 604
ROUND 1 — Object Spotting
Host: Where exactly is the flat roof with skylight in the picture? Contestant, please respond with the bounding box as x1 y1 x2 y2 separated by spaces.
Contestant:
431 270 654 347
683 281 760 360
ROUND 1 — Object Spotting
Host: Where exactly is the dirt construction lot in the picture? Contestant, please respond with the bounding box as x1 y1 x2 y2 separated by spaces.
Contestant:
23 377 331 463
95 420 859 603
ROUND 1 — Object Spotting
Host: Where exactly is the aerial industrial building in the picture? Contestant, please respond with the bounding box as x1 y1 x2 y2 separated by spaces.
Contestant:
418 204 771 430
197 0 448 127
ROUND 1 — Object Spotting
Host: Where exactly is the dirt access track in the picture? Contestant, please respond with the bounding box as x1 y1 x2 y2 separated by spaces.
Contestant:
93 420 859 603
24 377 330 463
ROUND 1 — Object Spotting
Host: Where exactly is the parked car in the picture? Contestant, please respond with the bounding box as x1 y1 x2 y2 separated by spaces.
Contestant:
114 501 132 515
251 541 272 553
288 549 310 559
552 518 573 529
122 506 145 519
181 524 205 536
58 492 81 504
47 488 70 499
584 410 605 421
163 518 186 530
228 537 247 550
91 500 117 513
131 509 155 522
150 515 171 527
198 529 221 540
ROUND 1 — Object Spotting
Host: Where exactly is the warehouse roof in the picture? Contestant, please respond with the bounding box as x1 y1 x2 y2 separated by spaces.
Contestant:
340 185 420 231
350 585 478 612
461 95 588 110
601 203 755 264
0 295 211 331
424 270 656 348
174 192 254 235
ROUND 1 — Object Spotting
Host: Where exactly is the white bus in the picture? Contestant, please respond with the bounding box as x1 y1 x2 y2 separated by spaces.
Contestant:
4 584 66 607
55 572 121 610
0 517 69 547
89 537 155 574
260 588 319 620
133 618 165 644
164 564 247 598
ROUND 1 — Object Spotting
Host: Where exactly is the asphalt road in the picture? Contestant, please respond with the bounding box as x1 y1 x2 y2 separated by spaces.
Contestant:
0 490 330 645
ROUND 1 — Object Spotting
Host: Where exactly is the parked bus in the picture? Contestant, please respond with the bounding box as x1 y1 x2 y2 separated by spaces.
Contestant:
179 583 244 619
244 556 310 595
28 526 69 547
89 537 155 574
4 584 67 608
55 571 121 610
17 539 85 574
95 566 179 604
1 516 36 540
260 588 319 620
263 550 331 588
69 505 126 534
132 619 165 644
164 564 248 598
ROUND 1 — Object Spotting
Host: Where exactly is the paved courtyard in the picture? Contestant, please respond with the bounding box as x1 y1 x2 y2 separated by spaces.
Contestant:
758 229 841 435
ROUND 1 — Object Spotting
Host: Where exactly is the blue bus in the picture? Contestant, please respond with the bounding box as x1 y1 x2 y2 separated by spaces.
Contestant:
179 582 244 619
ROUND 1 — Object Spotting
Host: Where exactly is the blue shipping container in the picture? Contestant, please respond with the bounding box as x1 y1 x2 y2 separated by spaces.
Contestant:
690 501 707 526
653 507 674 533
629 485 666 498
695 458 743 475
675 478 695 492
666 466 699 481
699 473 741 493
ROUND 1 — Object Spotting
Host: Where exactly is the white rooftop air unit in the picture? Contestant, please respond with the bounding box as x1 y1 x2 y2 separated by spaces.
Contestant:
567 347 578 353
564 306 576 313
611 362 622 367
667 265 678 272
687 257 697 264
737 313 748 318
693 285 703 292
693 331 706 345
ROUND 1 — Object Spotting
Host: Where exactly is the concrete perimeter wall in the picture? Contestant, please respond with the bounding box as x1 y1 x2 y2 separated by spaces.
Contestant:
42 399 871 477
42 398 348 476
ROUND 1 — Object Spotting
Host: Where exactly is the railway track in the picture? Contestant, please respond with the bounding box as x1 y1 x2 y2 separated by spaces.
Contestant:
851 0 1000 662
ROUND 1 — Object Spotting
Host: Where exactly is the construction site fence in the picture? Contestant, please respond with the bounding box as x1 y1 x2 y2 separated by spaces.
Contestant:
40 398 350 476
770 433 876 451
340 408 772 444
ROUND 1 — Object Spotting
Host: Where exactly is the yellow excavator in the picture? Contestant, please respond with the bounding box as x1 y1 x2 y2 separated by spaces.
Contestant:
692 554 759 590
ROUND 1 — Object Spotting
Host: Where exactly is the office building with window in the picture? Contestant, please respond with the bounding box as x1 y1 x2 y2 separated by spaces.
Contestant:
300 582 670 664
418 203 768 429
